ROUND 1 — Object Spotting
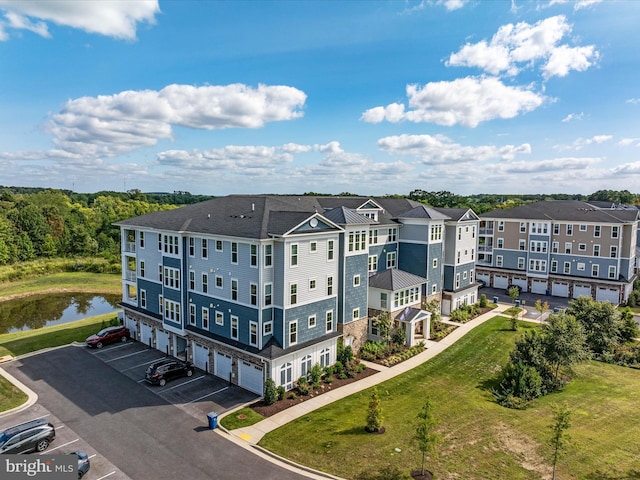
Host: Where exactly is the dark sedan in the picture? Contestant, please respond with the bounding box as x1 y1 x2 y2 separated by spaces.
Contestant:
145 358 194 386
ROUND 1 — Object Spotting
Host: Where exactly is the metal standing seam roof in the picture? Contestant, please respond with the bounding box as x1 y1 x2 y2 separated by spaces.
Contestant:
433 207 479 222
368 268 427 291
396 204 451 220
479 200 639 223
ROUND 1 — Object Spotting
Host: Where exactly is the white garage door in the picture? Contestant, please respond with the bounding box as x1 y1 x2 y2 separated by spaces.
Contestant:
193 343 209 372
156 330 170 355
124 316 137 340
140 323 153 347
573 285 592 299
596 287 619 304
531 279 547 294
476 273 490 286
214 352 232 380
493 275 508 289
239 361 263 395
513 278 528 293
551 282 569 297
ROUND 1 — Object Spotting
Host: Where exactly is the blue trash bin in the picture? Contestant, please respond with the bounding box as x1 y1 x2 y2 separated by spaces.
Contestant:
515 300 521 307
493 296 499 304
207 412 218 429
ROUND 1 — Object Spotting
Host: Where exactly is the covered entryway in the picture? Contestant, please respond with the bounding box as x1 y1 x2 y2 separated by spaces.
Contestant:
531 279 547 294
573 284 592 299
156 329 170 355
140 322 153 347
193 343 210 372
239 361 263 394
596 287 619 304
551 282 569 297
493 275 508 289
214 351 232 381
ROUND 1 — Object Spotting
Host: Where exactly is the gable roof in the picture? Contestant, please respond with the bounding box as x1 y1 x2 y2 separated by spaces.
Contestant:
322 206 374 226
434 207 479 222
480 200 639 223
396 204 450 220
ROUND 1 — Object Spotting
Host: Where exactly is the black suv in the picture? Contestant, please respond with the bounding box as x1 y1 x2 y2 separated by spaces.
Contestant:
0 418 55 454
145 358 194 386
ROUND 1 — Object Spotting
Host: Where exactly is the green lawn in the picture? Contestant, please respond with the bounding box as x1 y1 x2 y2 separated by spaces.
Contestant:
259 317 640 480
0 375 27 412
0 272 121 299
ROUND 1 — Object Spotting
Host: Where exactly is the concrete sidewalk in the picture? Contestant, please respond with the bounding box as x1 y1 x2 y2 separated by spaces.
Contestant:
229 302 511 445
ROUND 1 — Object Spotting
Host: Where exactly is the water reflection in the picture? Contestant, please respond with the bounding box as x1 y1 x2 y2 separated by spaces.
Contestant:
0 293 121 334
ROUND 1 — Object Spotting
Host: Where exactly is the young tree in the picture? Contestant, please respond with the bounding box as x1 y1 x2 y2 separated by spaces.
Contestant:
373 311 393 344
365 387 384 433
508 286 520 304
543 313 590 387
414 398 441 476
263 378 278 405
535 299 550 320
549 404 572 480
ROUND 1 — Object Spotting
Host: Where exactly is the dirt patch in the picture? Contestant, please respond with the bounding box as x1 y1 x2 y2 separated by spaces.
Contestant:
493 422 552 479
250 366 379 417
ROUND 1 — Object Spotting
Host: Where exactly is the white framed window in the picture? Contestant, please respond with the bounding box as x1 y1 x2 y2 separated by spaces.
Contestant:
290 283 298 304
231 279 238 301
263 321 272 335
609 266 616 279
327 276 333 295
578 243 586 252
497 238 504 248
202 273 208 293
159 295 163 314
140 289 146 308
202 239 208 259
202 308 209 330
352 308 360 320
432 258 438 268
326 310 333 332
139 260 145 278
163 235 180 255
164 300 181 323
308 315 316 328
553 224 560 235
249 322 257 346
250 283 257 305
280 362 292 390
189 304 196 326
612 226 619 238
264 283 272 306
610 246 618 258
369 255 378 272
430 225 443 241
386 251 397 268
518 257 525 269
216 311 224 326
215 239 223 252
320 348 330 368
458 227 462 240
231 316 239 340
455 273 460 289
264 244 273 267
189 271 195 290
552 241 559 253
158 233 162 251
353 274 360 287
163 267 180 289
519 239 526 251
432 284 437 294
215 275 223 289
139 231 145 248
289 320 297 345
593 245 600 257
310 241 317 253
250 245 257 267
529 259 547 272
551 260 558 273
380 292 388 309
496 255 503 267
497 221 504 232
565 243 572 254
158 264 163 282
309 279 316 290
301 355 312 377
327 240 334 260
231 242 238 264
290 244 298 266
579 224 587 232
369 229 378 245
594 225 601 238
520 222 526 233
189 237 195 256
577 262 585 271
564 262 571 274
592 264 599 277
388 228 397 242
566 224 573 236
470 269 474 283
348 230 367 252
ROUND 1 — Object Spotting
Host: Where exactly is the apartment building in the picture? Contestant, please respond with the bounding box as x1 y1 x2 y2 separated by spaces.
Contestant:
115 195 443 393
477 200 638 304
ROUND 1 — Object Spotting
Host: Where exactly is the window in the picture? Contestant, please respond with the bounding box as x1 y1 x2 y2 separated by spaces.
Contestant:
530 241 547 253
326 311 333 332
231 316 239 340
348 230 367 252
280 362 292 390
289 321 297 345
393 287 420 308
564 262 571 274
140 290 146 308
471 248 475 260
139 231 145 248
320 348 330 368
327 276 333 295
498 221 504 232
388 228 397 242
519 239 526 251
612 226 619 238
163 235 179 255
164 300 180 323
518 257 525 269
455 273 460 289
308 315 316 328
250 245 257 267
301 355 312 377
430 225 443 241
592 264 599 277
202 239 208 259
609 266 617 279
250 283 257 305
577 262 585 271
290 244 298 266
309 279 316 290
551 260 558 273
352 308 360 320
520 222 526 233
353 274 360 287
327 240 334 260
290 283 297 304
579 224 587 232
496 255 503 267
264 244 272 267
380 292 388 309
263 321 272 335
202 274 208 293
216 311 224 326
189 271 195 290
470 269 474 283
231 279 238 301
529 259 547 272
565 242 572 254
215 276 223 289
458 227 462 240
433 258 438 268
531 222 548 234
264 283 272 305
553 224 560 235
578 243 586 251
593 245 600 257
594 225 601 238
158 233 162 251
610 246 618 258
566 224 573 236
457 251 461 264
215 240 223 251
140 260 145 277
158 264 163 282
310 241 317 253
250 322 257 346
189 237 195 256
432 284 437 294
163 267 180 289
369 255 378 272
159 295 163 314
386 251 397 268
552 241 559 253
369 229 378 245
202 308 209 330
189 304 196 326
497 238 504 248
231 242 238 264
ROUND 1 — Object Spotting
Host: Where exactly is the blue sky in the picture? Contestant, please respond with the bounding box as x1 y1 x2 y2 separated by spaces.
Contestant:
0 0 639 196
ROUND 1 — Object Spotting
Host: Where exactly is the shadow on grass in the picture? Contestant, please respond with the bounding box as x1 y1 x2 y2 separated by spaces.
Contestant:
336 426 371 436
584 470 640 480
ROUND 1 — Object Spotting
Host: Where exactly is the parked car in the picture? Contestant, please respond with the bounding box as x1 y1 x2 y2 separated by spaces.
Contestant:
145 358 194 386
506 284 523 295
66 451 90 479
85 325 130 349
0 418 55 454
477 279 486 288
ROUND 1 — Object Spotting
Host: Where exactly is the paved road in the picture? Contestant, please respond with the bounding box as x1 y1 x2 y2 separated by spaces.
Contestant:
4 346 307 480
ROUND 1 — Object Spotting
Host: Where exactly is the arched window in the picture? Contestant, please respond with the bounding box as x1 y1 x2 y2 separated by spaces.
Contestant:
280 362 293 390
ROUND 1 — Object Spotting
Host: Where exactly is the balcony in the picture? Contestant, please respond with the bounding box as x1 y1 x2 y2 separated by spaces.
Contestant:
479 228 494 235
124 242 136 254
478 244 493 252
125 270 137 282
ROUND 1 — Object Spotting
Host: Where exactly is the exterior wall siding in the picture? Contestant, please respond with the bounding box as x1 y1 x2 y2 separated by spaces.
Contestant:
284 297 336 347
343 254 368 325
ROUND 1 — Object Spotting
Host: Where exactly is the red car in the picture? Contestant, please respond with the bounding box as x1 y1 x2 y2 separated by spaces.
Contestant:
85 325 130 349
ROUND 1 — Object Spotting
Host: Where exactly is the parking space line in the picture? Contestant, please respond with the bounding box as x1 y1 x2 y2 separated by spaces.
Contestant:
40 438 78 454
96 471 116 480
184 386 229 404
105 349 151 363
161 375 205 391
137 378 147 383
122 358 163 371
88 454 97 459
90 343 133 354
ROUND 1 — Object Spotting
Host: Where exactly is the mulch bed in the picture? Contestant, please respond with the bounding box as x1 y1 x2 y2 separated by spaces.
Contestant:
250 366 379 417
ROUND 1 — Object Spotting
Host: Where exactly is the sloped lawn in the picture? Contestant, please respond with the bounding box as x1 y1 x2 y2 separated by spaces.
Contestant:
259 317 640 480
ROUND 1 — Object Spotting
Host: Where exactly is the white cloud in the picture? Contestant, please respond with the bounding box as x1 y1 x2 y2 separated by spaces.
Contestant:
362 76 544 127
437 0 470 11
446 15 599 79
554 134 613 151
562 112 584 122
0 0 159 40
377 134 531 164
45 83 307 157
548 0 603 10
627 98 640 105
618 138 640 147
612 162 640 174
501 156 600 173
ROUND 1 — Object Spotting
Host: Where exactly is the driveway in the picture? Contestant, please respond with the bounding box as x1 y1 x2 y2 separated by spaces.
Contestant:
3 345 308 480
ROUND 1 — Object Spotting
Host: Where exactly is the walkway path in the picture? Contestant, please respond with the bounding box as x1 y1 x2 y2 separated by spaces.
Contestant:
228 302 511 446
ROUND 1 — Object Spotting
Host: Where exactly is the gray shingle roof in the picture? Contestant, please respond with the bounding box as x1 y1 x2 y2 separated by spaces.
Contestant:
397 204 450 220
368 268 427 291
480 200 639 223
433 207 479 222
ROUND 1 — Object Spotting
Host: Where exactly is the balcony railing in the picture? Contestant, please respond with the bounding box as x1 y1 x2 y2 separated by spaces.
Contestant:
478 244 493 252
479 228 494 235
125 270 137 282
124 242 136 254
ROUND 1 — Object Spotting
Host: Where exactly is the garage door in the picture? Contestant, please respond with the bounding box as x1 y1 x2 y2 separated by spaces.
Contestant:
512 278 528 293
140 323 153 347
214 352 232 380
124 316 137 340
193 343 210 372
551 282 569 297
596 287 619 304
239 361 263 395
531 279 547 294
493 275 508 289
573 285 592 299
476 273 490 286
155 330 169 355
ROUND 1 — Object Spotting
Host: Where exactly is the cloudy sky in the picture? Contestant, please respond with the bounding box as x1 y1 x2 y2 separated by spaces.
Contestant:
0 0 639 196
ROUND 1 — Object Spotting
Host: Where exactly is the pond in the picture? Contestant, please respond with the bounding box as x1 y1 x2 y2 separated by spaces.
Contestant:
0 292 122 334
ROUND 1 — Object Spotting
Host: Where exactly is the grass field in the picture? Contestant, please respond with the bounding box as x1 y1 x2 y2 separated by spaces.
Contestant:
0 375 27 412
259 317 640 480
0 272 121 299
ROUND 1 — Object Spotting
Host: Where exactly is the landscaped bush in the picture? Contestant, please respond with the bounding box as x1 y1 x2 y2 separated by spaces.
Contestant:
379 342 425 367
309 363 323 385
277 385 286 401
479 293 488 308
263 378 277 405
296 376 310 395
360 340 387 361
430 320 457 340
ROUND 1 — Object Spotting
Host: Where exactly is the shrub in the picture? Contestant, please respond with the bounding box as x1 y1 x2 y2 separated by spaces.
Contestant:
288 392 297 400
391 326 406 346
338 344 354 365
276 385 286 401
344 358 361 378
324 376 334 384
296 376 310 395
479 293 488 308
263 378 277 405
324 365 335 376
309 363 323 384
334 360 344 374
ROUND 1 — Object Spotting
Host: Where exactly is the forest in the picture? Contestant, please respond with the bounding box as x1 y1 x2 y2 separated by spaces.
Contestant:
0 186 636 267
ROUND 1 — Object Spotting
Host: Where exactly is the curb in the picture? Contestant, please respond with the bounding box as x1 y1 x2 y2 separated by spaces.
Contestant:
0 364 38 418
